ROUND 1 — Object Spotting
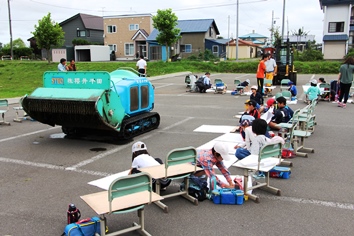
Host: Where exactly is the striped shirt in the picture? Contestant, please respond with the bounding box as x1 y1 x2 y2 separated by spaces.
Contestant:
196 149 232 188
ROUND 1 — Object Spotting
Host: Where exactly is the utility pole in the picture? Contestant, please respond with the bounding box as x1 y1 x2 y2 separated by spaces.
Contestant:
227 15 230 60
271 11 274 44
236 0 239 61
7 0 13 59
281 0 286 41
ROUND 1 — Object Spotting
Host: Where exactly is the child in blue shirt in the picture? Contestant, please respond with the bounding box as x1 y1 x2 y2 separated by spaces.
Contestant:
305 79 321 104
288 81 297 100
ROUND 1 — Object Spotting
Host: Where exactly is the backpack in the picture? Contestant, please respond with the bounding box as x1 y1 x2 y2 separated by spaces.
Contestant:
196 76 205 84
180 174 209 201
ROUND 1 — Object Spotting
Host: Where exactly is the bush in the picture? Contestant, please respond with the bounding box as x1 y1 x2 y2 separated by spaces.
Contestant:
1 47 33 59
72 38 90 45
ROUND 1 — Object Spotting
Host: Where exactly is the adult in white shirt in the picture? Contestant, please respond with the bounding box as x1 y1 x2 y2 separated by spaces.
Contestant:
58 58 67 71
265 53 277 80
136 55 147 77
130 141 171 191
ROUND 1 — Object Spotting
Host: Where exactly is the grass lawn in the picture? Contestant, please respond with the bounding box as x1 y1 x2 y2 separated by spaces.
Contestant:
0 60 341 98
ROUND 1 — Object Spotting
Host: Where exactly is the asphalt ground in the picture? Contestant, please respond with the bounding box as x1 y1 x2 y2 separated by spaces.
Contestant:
1 72 354 236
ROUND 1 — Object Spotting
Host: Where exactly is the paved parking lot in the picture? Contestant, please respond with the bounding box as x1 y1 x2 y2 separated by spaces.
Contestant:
1 72 354 236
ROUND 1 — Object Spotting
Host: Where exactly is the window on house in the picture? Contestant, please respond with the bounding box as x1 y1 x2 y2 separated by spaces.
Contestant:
212 45 218 56
129 24 139 31
125 43 134 56
180 44 192 53
209 27 213 37
328 22 344 33
77 30 86 37
107 25 117 33
108 44 117 52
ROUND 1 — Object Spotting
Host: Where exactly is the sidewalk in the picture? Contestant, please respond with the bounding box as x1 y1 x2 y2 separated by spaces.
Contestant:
6 71 192 105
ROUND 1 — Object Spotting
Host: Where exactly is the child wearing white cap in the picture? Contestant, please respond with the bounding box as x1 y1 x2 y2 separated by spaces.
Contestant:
195 142 235 189
305 79 320 104
130 141 171 191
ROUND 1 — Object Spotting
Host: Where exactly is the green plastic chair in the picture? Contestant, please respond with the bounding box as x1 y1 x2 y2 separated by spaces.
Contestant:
0 99 10 125
165 146 197 179
108 172 152 214
281 90 292 99
280 79 290 91
241 141 283 203
319 83 330 102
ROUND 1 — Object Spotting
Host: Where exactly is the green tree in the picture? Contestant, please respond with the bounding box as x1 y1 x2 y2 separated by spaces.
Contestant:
3 38 26 48
152 9 181 61
291 27 309 36
269 26 281 47
32 13 64 63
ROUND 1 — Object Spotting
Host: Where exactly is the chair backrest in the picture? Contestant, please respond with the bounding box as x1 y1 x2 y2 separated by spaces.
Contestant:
214 79 223 84
319 83 330 90
0 99 9 108
281 79 290 86
281 90 292 99
165 146 197 177
108 172 152 214
264 79 273 86
287 121 299 147
185 75 191 83
234 79 241 85
275 92 282 99
257 141 282 170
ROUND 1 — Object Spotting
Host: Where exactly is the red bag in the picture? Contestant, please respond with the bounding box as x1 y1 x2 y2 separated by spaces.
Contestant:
233 177 243 190
282 148 295 159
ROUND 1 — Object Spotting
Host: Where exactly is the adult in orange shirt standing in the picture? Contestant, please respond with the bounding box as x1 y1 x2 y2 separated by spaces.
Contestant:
256 54 268 96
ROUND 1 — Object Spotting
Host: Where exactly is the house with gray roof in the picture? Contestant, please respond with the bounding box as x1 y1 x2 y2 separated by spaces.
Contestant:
59 13 103 47
147 19 220 60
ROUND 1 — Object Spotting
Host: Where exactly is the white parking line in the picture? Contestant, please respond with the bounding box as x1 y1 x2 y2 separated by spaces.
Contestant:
67 117 195 169
0 127 59 143
258 193 354 211
0 157 110 177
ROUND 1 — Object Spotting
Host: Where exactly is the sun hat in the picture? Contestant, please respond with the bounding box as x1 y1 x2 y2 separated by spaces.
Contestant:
246 79 250 84
266 98 276 107
132 141 147 153
310 79 317 85
251 85 257 90
213 142 230 161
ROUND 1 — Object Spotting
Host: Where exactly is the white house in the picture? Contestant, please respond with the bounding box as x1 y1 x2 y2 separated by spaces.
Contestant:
319 0 354 59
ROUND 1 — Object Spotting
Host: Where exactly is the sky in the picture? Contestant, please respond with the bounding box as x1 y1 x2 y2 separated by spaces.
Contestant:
0 0 324 46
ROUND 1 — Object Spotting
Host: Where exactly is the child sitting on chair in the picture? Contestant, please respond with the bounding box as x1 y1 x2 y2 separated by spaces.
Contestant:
305 79 321 104
250 85 264 113
235 119 285 160
237 79 250 93
130 141 171 191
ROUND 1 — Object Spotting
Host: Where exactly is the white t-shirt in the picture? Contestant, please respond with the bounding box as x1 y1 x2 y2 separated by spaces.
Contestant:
136 59 147 69
265 58 276 72
131 154 160 169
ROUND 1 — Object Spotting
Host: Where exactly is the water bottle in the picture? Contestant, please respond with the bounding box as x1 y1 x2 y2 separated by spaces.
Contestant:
67 203 81 224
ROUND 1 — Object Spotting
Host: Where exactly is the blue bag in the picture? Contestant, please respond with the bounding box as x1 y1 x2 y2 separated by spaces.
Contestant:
63 216 101 236
210 176 244 205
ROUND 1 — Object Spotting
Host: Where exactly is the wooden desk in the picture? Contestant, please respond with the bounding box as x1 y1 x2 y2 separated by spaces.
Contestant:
139 163 202 213
81 190 163 236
